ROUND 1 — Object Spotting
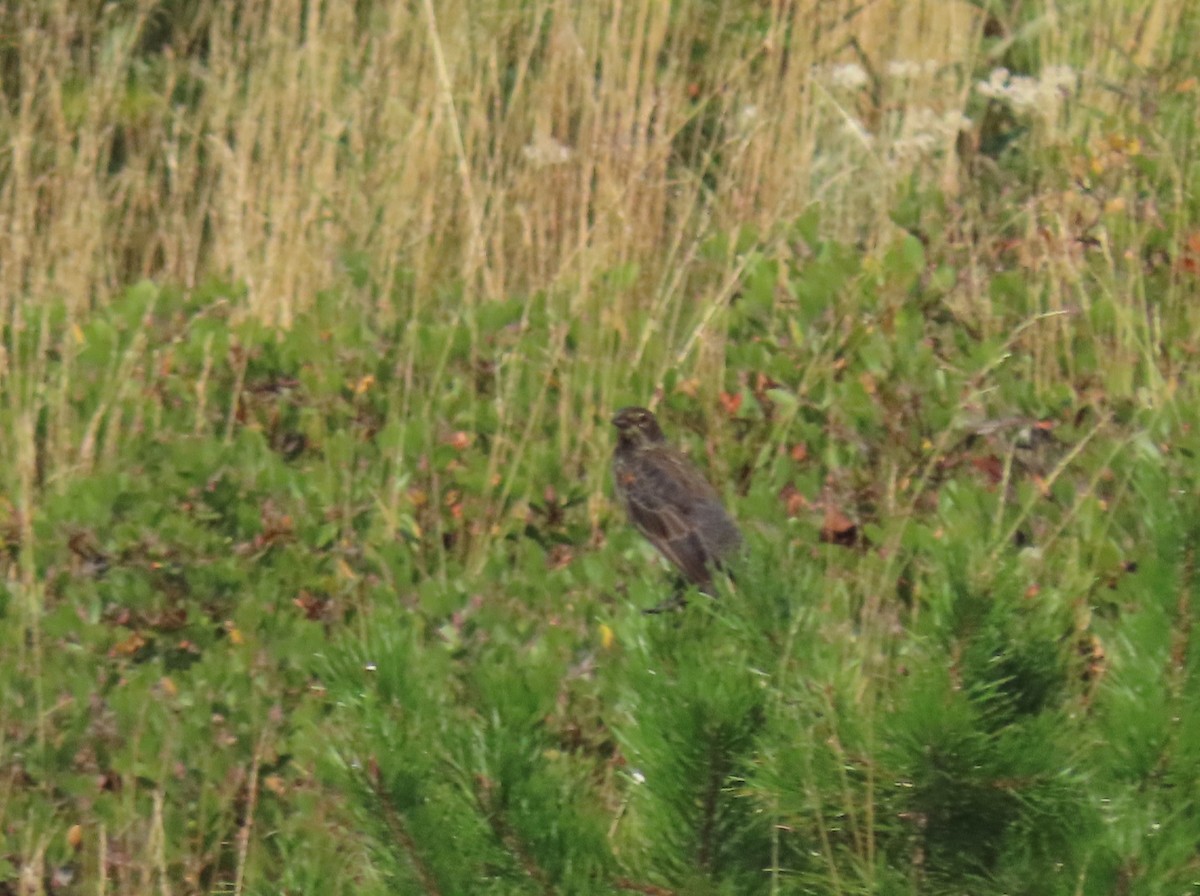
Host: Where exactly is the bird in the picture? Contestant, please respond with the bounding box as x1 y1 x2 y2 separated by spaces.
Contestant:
611 406 742 608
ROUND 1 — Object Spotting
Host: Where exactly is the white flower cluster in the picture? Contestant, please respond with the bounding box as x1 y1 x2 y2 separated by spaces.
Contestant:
522 135 574 167
829 62 870 91
822 60 971 161
975 65 1077 117
886 59 941 80
835 105 971 164
824 58 945 90
890 107 973 161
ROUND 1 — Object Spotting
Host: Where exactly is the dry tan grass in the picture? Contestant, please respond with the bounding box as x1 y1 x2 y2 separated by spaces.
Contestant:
1 2 973 320
4 1 1188 313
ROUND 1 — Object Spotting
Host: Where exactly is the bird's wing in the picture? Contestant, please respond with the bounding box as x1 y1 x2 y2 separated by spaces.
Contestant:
616 447 741 585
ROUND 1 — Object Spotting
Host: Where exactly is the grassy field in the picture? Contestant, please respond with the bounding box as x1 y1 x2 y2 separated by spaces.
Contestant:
3 1 1200 893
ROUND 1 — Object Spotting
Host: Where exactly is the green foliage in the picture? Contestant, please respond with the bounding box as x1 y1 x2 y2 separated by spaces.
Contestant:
7 219 1200 890
611 608 772 890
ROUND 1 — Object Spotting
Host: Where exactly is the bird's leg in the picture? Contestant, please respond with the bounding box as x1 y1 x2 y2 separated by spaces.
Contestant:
642 578 690 614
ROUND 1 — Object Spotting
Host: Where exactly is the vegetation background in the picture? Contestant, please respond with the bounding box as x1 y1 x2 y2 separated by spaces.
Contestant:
2 0 1199 893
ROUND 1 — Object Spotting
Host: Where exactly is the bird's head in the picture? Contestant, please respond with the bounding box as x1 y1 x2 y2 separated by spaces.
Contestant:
612 406 666 449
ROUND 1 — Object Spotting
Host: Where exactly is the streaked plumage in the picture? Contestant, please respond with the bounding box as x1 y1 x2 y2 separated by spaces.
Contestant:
611 406 741 593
